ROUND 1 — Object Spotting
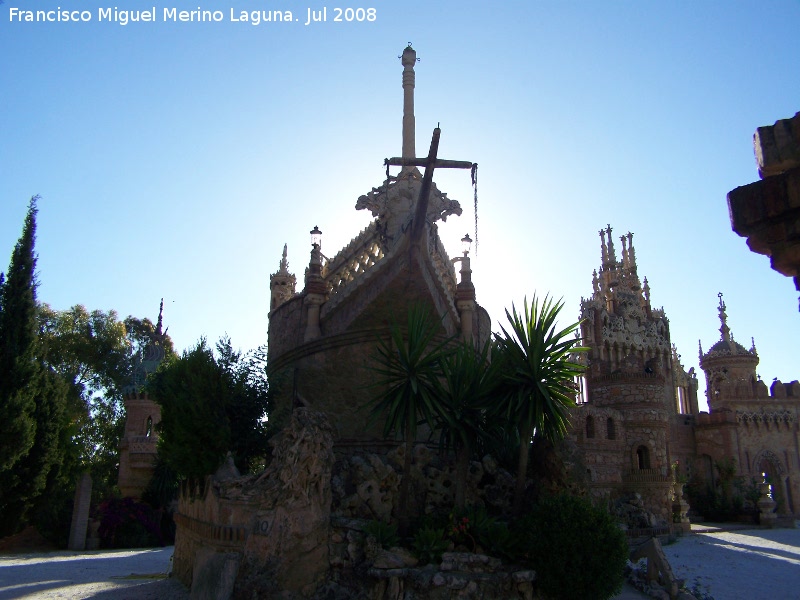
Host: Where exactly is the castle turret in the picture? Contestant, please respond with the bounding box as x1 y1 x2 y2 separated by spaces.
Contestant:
699 293 759 411
118 300 169 499
270 244 297 312
576 227 692 523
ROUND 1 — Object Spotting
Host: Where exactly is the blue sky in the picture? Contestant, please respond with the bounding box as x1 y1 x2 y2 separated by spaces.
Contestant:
2 1 799 410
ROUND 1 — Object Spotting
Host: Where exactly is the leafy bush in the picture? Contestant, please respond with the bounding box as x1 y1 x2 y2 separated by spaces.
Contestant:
412 526 448 565
364 520 399 549
517 493 628 600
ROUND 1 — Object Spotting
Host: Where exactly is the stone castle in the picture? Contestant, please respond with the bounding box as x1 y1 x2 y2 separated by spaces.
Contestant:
115 45 798 597
570 226 799 524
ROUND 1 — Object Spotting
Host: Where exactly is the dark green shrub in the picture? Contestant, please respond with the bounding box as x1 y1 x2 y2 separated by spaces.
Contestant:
517 493 627 600
96 497 163 549
364 520 399 549
412 526 448 565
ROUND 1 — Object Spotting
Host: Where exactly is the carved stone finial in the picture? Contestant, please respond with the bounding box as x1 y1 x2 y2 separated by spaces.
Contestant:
627 232 636 269
277 243 291 275
156 298 164 337
605 225 616 264
620 234 628 268
717 292 731 342
698 339 703 358
599 229 608 265
643 276 651 303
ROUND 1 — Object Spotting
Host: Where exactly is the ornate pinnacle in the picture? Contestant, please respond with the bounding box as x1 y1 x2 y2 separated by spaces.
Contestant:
599 229 607 265
627 232 636 269
156 298 164 336
620 234 628 267
717 292 730 342
698 339 703 358
605 224 616 264
277 243 291 275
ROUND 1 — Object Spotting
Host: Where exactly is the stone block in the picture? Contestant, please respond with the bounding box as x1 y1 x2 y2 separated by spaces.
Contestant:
755 112 800 178
190 548 241 600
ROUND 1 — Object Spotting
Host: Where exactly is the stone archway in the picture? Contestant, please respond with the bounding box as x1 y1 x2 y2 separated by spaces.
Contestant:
753 450 791 514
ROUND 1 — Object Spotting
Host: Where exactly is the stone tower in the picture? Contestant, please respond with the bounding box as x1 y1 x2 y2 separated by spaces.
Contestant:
270 244 296 312
698 293 760 411
574 226 692 521
696 295 800 515
266 45 487 443
117 301 168 499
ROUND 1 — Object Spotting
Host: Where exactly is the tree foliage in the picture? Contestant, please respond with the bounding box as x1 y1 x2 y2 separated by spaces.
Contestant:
518 493 628 600
492 295 587 514
0 197 69 537
149 337 271 483
0 196 41 472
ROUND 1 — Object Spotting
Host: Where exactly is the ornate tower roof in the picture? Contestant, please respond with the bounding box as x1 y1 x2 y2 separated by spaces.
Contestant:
699 293 758 362
580 226 672 378
698 293 759 410
270 244 297 312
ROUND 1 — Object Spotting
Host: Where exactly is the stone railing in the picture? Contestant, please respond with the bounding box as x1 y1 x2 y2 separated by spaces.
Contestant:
321 222 387 311
427 229 458 310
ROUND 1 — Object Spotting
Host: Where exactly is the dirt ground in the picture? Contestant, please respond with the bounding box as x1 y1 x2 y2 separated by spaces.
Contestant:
0 528 188 600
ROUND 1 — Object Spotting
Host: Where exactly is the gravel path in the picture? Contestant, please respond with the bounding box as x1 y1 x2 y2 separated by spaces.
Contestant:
660 526 800 600
0 547 188 599
2 528 798 599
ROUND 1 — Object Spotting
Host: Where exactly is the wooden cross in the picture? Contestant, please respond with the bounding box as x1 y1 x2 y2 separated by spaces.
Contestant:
385 127 474 244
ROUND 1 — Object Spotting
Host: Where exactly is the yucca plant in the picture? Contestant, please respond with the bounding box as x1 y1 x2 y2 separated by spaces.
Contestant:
493 294 587 515
433 339 500 509
368 303 454 535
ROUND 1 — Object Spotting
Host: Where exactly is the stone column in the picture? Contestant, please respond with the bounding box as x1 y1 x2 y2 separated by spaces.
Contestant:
455 256 476 343
401 45 416 162
68 472 92 550
303 244 326 342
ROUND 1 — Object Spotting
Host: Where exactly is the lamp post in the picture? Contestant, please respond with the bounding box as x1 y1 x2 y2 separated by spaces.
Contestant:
453 233 476 342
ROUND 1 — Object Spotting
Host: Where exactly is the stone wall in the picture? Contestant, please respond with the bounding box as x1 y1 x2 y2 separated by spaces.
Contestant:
172 408 336 597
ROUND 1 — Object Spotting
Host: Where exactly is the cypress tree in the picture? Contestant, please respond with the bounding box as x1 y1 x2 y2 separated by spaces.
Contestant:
0 197 41 472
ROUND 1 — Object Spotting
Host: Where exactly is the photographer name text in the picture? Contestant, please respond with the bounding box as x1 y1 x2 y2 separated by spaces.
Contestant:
8 6 377 26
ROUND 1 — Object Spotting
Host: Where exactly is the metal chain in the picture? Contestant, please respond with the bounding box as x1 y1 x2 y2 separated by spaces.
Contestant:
471 163 478 255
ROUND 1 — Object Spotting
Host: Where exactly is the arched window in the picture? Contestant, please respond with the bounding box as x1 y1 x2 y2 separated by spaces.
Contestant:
586 416 595 439
146 416 153 437
636 445 650 470
607 417 615 440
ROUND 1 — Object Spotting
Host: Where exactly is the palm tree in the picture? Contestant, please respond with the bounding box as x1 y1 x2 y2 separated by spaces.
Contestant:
433 339 500 510
368 303 453 534
493 294 587 515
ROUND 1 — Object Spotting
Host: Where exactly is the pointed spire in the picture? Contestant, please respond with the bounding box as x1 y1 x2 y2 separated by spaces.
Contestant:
277 243 291 275
401 44 417 163
620 234 629 268
156 298 164 336
717 292 731 342
643 276 651 305
605 224 616 265
599 228 608 265
750 337 758 355
698 339 703 358
627 232 636 270
592 269 600 295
